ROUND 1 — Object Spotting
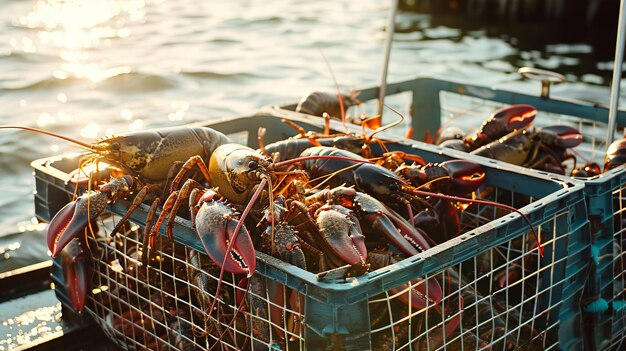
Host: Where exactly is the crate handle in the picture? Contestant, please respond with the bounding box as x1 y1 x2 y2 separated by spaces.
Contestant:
518 67 566 98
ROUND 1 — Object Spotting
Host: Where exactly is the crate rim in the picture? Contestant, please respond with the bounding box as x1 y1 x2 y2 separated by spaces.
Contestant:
269 75 626 126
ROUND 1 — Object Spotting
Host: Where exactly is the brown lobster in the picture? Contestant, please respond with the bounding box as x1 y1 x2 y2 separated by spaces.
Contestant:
1 125 231 257
470 125 583 174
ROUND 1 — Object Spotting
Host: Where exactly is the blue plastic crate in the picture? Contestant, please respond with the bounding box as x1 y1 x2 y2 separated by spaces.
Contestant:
33 112 590 350
271 76 626 350
580 169 626 351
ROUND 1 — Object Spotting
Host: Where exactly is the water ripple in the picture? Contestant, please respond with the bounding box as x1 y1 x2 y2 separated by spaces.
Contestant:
181 70 255 80
0 0 620 243
98 72 176 92
2 71 176 92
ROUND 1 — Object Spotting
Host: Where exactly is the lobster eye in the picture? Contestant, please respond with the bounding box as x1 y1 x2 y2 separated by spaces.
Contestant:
111 142 120 151
389 183 399 191
248 160 259 169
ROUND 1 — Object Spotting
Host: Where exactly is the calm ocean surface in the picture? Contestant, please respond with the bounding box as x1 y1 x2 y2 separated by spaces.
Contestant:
0 0 621 266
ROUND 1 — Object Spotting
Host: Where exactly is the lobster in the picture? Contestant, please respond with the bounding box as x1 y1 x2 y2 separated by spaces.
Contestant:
571 162 602 177
265 128 484 243
295 91 360 120
464 104 537 150
150 143 369 273
438 104 537 151
304 186 428 258
470 125 583 174
1 125 231 257
263 99 414 164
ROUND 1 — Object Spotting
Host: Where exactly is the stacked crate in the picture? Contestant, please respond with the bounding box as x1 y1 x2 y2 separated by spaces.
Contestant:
270 77 626 350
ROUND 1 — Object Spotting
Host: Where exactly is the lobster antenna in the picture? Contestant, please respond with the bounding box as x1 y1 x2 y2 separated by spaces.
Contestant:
258 127 267 154
409 188 543 256
0 125 94 150
317 46 347 131
367 104 405 142
205 177 268 336
267 176 276 256
210 277 252 351
274 154 372 169
308 162 363 191
360 114 382 137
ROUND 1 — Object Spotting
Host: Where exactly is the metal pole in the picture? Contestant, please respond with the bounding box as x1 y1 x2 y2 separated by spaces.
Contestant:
377 0 398 117
606 0 626 145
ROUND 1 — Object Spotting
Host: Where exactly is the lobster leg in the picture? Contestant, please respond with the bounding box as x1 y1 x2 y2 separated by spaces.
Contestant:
109 185 150 237
111 161 182 238
150 178 205 243
169 155 212 193
165 179 206 239
141 197 160 266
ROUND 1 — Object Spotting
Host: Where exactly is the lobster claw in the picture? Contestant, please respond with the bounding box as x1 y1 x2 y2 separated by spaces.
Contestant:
368 251 443 310
391 277 443 311
538 125 583 148
605 138 626 171
335 190 431 256
60 238 92 313
316 204 367 266
435 126 465 145
369 201 431 256
267 279 287 339
440 160 485 194
194 200 256 276
48 192 108 258
468 104 536 149
572 162 602 177
491 104 536 130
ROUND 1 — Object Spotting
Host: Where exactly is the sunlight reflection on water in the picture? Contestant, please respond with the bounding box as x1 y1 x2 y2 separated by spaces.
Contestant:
0 0 620 240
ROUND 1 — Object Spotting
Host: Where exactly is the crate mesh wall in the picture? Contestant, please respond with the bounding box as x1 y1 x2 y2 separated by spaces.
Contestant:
593 186 626 351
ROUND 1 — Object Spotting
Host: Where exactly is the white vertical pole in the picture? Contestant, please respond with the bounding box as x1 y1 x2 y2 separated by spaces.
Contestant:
606 0 626 145
377 0 398 117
